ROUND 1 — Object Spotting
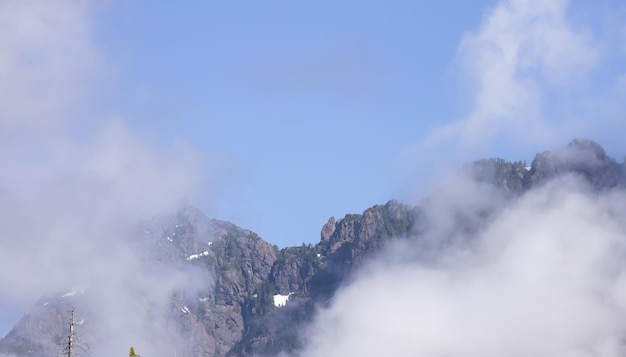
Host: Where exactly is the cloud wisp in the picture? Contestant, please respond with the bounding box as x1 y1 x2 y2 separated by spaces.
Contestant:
406 0 626 161
299 174 626 357
296 1 626 356
455 0 597 146
0 0 206 354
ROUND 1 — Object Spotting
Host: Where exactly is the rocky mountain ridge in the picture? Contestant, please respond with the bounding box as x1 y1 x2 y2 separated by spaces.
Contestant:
1 139 624 357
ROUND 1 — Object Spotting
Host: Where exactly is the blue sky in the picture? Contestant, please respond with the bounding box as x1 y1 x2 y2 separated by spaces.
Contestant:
106 1 488 244
92 1 500 247
88 0 625 248
1 0 626 337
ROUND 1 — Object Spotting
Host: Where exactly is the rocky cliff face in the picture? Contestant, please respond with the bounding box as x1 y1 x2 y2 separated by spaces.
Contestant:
0 297 76 356
229 199 416 356
470 139 625 194
0 205 280 357
1 139 624 357
527 139 622 189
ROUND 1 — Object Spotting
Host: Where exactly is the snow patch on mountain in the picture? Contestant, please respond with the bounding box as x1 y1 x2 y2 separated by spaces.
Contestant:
273 293 294 307
61 287 85 298
187 251 209 261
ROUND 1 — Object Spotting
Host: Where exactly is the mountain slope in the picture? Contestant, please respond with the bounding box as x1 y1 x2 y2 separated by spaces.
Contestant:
1 139 624 357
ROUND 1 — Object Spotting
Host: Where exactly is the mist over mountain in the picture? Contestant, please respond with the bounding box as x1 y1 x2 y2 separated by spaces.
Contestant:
1 139 625 357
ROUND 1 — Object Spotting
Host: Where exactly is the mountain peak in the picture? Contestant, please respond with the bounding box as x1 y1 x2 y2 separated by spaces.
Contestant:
565 138 607 161
2 139 625 357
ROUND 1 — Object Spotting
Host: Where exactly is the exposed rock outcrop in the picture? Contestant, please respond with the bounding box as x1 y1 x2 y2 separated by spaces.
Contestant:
2 139 625 357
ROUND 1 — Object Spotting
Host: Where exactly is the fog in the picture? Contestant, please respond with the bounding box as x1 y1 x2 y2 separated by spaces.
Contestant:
1 0 625 356
295 0 626 356
0 1 205 355
297 174 626 356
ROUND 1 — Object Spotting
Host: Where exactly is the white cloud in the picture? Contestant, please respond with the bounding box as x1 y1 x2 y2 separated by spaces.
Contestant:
0 0 104 131
0 1 207 355
410 0 600 155
297 3 626 353
299 176 626 357
0 0 203 296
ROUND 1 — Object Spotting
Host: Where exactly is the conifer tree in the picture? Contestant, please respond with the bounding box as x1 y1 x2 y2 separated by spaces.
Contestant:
129 346 139 356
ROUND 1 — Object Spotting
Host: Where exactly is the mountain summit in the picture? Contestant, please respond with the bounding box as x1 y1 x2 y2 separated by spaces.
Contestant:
1 139 624 357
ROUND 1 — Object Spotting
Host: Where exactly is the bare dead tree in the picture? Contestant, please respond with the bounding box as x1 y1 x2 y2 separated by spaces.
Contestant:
61 307 90 357
64 307 76 357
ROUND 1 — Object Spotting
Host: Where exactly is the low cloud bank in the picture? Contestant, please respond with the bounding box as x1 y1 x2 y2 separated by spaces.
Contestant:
299 175 626 356
301 0 625 353
0 1 206 355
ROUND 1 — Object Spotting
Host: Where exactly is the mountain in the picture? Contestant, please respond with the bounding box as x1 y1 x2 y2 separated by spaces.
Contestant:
1 139 624 357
